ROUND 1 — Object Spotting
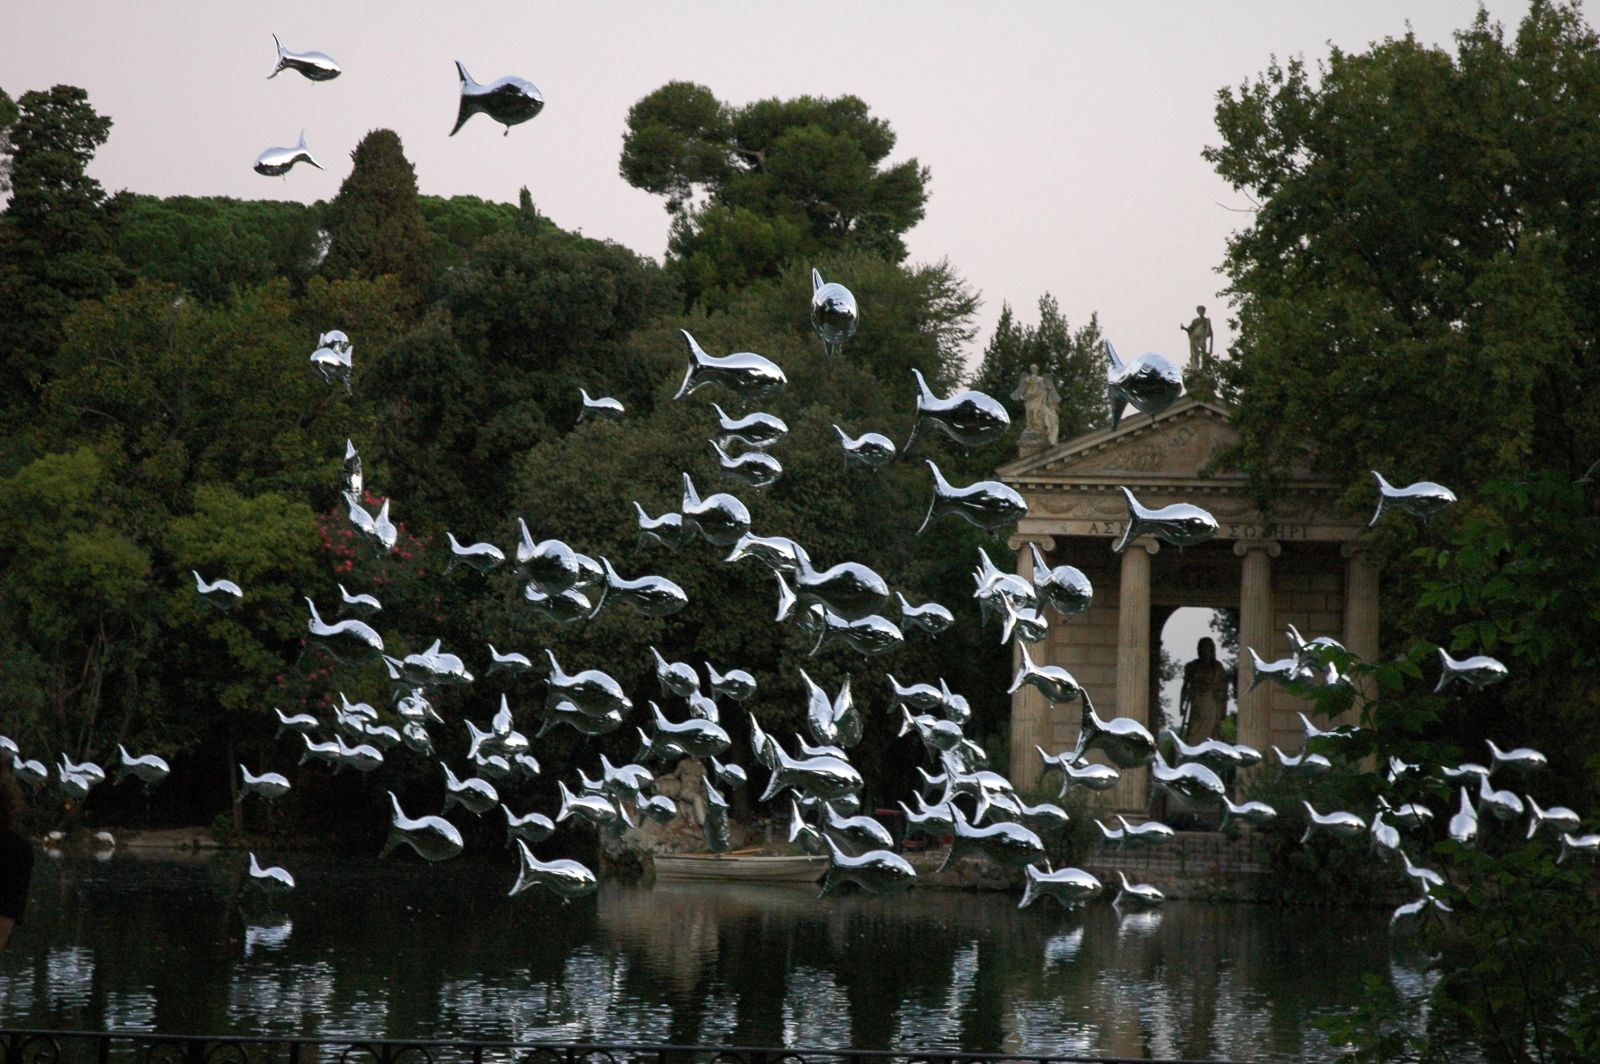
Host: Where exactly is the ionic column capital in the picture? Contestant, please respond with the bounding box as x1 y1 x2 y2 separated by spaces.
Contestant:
1233 538 1281 558
1120 537 1161 556
1007 533 1058 553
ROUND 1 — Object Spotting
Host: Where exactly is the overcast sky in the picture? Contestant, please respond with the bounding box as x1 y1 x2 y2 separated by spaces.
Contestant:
2 0 1539 370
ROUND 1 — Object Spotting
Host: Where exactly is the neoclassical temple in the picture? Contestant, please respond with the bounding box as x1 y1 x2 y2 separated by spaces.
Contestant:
996 397 1375 811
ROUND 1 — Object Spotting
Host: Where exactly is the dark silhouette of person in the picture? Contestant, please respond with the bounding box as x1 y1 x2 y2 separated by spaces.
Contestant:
1180 637 1231 743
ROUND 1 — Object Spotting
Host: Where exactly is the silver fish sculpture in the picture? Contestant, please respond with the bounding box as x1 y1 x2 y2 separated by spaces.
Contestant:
906 368 1010 451
60 754 105 786
305 597 383 656
748 712 777 769
1476 774 1524 822
758 736 863 803
940 804 1044 871
1369 471 1456 527
396 639 473 687
1298 711 1360 750
886 674 945 712
337 583 381 617
487 644 534 677
1246 647 1302 690
311 340 351 388
1558 832 1600 864
1151 751 1227 810
802 669 856 748
709 756 747 790
1010 649 1088 720
1071 692 1157 769
538 700 622 738
11 757 48 789
1013 798 1072 836
333 735 383 773
1390 895 1452 937
999 598 1048 645
1435 648 1508 693
441 763 498 816
298 735 341 768
899 794 957 838
650 646 700 699
1112 486 1217 552
268 35 340 81
900 707 964 756
1440 761 1492 785
705 662 757 702
806 605 905 657
380 792 464 863
712 403 787 450
936 680 972 726
593 558 688 617
503 805 555 847
680 473 751 547
1108 816 1176 849
544 650 631 716
509 840 597 900
703 776 732 853
786 797 825 854
1163 729 1251 772
1300 802 1366 844
1105 341 1183 429
1377 796 1434 832
556 781 632 835
1272 745 1332 777
633 502 695 551
726 532 811 577
0 736 15 758
371 498 398 552
239 764 290 800
639 702 730 760
246 853 295 895
1449 786 1479 846
1114 870 1167 909
512 752 541 779
56 766 92 801
918 460 1027 534
896 592 953 635
577 388 624 423
445 532 504 573
673 329 786 401
597 755 654 803
193 571 243 611
819 836 915 897
1486 739 1545 775
340 439 362 497
393 688 439 724
636 794 677 825
1019 864 1102 910
115 746 169 786
711 440 782 489
1526 797 1581 839
401 722 434 757
834 425 895 468
1220 797 1278 829
1028 543 1093 617
1039 750 1120 794
810 268 859 356
572 553 605 593
515 519 579 594
821 800 895 853
451 61 543 136
1400 851 1445 894
254 130 322 177
524 584 592 624
1369 811 1402 859
794 554 889 620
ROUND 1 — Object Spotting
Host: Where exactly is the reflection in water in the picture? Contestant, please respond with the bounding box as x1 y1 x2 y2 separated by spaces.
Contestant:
0 855 1397 1061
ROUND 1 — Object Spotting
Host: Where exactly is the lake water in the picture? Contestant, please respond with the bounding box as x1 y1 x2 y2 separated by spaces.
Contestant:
0 852 1420 1061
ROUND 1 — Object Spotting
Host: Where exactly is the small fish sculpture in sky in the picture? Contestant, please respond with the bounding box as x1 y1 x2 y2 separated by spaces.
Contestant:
446 533 505 574
710 440 782 490
239 764 291 801
1019 864 1102 910
1112 486 1218 552
1300 802 1367 844
810 268 859 356
1070 692 1156 769
268 35 341 81
906 369 1010 451
451 62 544 136
818 837 916 898
254 131 322 177
114 747 169 787
380 792 464 863
680 473 751 547
246 853 295 896
1435 648 1508 693
1028 543 1093 617
673 330 787 402
834 425 896 469
1105 340 1183 430
509 840 597 900
713 404 788 450
896 592 954 635
1368 471 1456 527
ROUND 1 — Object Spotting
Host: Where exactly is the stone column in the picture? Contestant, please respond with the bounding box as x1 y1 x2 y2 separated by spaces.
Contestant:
1006 533 1056 787
1111 538 1158 812
1340 542 1380 727
1234 539 1281 757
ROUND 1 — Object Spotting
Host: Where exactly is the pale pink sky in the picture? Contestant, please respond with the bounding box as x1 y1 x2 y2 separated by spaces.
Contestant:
1 1 1535 367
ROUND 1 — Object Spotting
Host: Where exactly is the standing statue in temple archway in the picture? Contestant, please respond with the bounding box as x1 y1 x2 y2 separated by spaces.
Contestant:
1012 363 1061 449
1180 637 1231 742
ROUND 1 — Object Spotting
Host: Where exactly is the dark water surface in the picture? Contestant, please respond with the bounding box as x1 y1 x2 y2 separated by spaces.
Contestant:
0 853 1414 1061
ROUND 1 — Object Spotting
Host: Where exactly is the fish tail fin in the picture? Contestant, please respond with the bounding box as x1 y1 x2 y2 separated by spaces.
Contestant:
1434 648 1453 693
631 501 648 527
1526 797 1544 840
304 596 323 628
268 34 285 78
898 705 916 738
812 267 825 292
1018 865 1041 909
758 748 789 804
555 781 575 822
674 330 708 400
509 839 537 896
1104 339 1124 375
455 60 475 86
911 368 935 408
1112 486 1141 553
1368 471 1392 527
895 591 911 615
916 460 945 535
681 472 700 510
833 424 849 445
774 570 796 623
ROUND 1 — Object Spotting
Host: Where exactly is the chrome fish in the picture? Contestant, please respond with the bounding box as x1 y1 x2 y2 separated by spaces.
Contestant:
502 805 555 847
906 368 1010 451
338 583 381 618
819 836 915 897
1113 870 1166 909
246 853 295 895
1028 542 1093 617
193 571 243 611
940 803 1044 871
1526 797 1581 839
650 646 701 699
1019 864 1102 910
712 403 787 450
1111 486 1217 552
305 596 383 656
239 764 290 800
758 735 862 803
445 532 504 573
1071 692 1156 769
1435 648 1508 693
592 558 688 618
633 501 695 551
711 440 782 489
896 592 954 635
1299 802 1366 844
1220 797 1277 829
268 35 340 81
834 425 896 468
577 388 624 423
115 746 169 787
509 840 596 900
1448 786 1479 846
1486 739 1545 775
680 473 751 546
544 650 631 716
254 130 322 177
1476 774 1524 822
340 439 362 498
1150 751 1227 810
918 460 1027 534
1369 471 1456 527
810 268 859 356
673 329 786 401
1105 340 1183 429
380 792 464 863
441 763 498 816
1272 745 1332 777
451 62 543 136
705 661 757 702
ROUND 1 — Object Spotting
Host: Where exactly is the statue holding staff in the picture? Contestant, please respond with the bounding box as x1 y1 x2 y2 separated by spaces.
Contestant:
1011 363 1061 447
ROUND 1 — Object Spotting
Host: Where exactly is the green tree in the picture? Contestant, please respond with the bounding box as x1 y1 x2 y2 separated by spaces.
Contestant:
0 88 18 195
1207 3 1600 505
321 129 433 300
0 84 126 405
970 294 1109 443
621 82 928 306
113 195 324 304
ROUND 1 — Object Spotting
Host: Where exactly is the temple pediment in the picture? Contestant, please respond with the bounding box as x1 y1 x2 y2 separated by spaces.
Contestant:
1002 398 1247 485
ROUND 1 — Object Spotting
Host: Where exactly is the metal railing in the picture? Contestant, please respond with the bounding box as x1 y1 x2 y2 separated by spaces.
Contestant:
0 1029 1246 1064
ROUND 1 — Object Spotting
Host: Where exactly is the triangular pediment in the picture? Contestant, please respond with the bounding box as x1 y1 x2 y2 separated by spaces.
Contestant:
999 397 1246 485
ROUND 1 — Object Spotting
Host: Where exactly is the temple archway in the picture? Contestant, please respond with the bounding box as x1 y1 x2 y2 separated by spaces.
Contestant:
997 397 1375 812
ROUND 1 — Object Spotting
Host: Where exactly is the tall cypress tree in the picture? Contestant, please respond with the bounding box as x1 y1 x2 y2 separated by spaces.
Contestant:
321 129 432 299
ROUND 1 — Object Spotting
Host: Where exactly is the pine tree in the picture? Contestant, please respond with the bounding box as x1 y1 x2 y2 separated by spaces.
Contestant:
970 294 1109 443
321 129 432 299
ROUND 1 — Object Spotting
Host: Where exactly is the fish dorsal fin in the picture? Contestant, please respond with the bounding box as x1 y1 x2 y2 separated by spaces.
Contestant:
910 368 935 406
812 268 824 291
296 129 307 149
455 60 476 86
1104 340 1125 375
681 472 700 510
